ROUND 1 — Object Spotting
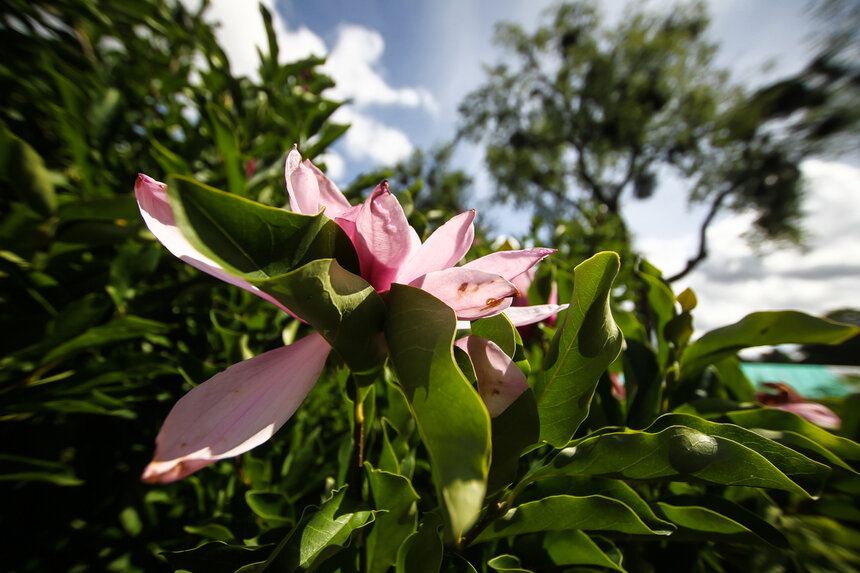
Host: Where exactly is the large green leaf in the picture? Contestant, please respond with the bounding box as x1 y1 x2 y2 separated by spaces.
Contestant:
166 175 359 279
646 413 830 496
541 530 626 571
259 486 375 572
681 311 859 376
365 464 420 573
726 408 860 464
385 284 492 540
488 389 540 494
656 495 787 547
474 494 674 543
396 513 444 573
534 252 623 447
255 258 386 373
529 425 813 496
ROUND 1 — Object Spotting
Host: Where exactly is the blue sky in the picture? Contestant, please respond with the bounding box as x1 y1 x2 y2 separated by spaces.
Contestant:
186 0 860 335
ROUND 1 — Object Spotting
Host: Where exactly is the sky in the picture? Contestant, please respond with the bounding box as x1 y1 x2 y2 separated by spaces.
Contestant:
183 0 859 336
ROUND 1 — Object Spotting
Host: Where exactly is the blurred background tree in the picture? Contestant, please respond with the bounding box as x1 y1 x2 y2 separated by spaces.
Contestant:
457 0 857 282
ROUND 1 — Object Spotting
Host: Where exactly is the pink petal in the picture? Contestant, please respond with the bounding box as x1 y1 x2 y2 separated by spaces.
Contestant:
410 267 517 320
303 159 351 219
285 147 320 215
135 174 291 314
142 333 331 483
503 304 569 327
773 403 842 429
456 336 528 417
395 210 476 284
352 182 420 290
462 248 556 282
510 267 536 306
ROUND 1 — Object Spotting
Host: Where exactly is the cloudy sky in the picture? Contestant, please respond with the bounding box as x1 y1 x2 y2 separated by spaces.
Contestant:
186 0 859 335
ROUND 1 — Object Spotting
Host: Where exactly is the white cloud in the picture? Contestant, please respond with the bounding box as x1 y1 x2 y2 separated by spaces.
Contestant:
316 151 346 181
324 25 438 114
639 160 860 336
334 107 414 166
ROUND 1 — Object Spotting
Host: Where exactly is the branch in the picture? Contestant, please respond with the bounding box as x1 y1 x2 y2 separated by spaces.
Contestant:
666 188 733 282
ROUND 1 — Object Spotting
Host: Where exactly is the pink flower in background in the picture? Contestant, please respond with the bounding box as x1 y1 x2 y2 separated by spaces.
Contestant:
755 382 841 429
135 147 565 482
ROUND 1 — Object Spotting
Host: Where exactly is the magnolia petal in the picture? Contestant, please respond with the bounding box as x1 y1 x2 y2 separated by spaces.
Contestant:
462 248 556 281
503 303 569 327
410 267 517 320
142 333 331 483
285 147 320 215
135 174 291 313
304 159 351 219
353 182 420 290
395 210 476 284
456 336 528 417
773 403 841 429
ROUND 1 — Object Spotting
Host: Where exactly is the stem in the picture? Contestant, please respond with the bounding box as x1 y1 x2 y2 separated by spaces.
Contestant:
460 491 508 548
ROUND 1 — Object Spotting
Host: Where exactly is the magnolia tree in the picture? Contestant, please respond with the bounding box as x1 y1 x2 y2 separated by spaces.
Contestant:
132 148 860 573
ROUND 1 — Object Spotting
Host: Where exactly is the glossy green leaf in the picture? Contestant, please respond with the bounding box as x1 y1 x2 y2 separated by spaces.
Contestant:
488 389 540 494
255 258 386 373
471 313 517 357
396 513 444 573
365 464 420 573
166 174 359 279
385 284 491 540
530 425 812 496
521 476 674 535
726 408 860 463
487 554 534 572
542 530 625 571
475 494 674 543
534 252 623 447
646 413 830 496
262 486 375 572
681 311 859 376
656 495 787 547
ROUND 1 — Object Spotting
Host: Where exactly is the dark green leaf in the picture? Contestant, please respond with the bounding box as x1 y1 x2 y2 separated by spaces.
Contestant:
534 252 623 447
656 495 787 547
542 530 625 571
162 542 270 573
487 554 534 573
365 464 420 573
681 311 859 377
488 389 540 494
385 285 491 539
475 494 674 543
255 258 386 373
396 513 444 573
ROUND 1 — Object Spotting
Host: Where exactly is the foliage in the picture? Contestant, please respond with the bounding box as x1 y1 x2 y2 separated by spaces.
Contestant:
3 2 860 573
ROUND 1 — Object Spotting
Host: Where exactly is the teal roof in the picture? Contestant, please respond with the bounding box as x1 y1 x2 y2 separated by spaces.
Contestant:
740 363 860 398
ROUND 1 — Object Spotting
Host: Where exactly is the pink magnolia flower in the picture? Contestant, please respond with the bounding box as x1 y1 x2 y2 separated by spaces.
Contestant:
135 148 565 483
755 382 841 429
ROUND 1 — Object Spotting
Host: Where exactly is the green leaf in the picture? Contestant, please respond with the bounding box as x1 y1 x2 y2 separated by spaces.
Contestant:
0 126 57 215
245 491 294 528
0 454 83 487
656 495 788 547
183 523 237 542
639 272 676 369
396 513 444 573
162 542 270 573
365 464 420 573
385 284 491 540
166 174 359 279
487 554 534 573
712 357 756 402
681 311 859 377
206 103 245 197
471 313 517 357
529 425 813 497
41 316 169 364
542 530 625 571
646 413 830 496
726 408 860 463
475 494 674 543
487 389 540 494
255 258 386 373
534 252 623 447
623 339 662 429
263 486 375 572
